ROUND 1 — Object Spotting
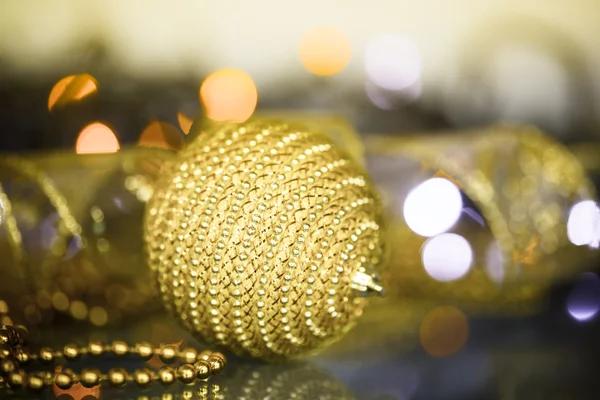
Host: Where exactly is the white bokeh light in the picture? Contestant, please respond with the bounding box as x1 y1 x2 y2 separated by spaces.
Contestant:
403 178 463 237
365 34 421 91
485 241 505 284
569 306 598 322
365 81 395 110
567 273 600 322
365 80 421 109
421 233 473 282
567 200 600 248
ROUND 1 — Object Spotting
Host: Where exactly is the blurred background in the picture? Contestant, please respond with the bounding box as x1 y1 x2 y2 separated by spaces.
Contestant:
1 1 600 399
1 0 600 149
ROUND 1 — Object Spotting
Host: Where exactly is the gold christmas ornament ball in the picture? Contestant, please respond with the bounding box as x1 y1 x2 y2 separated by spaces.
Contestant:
145 119 385 361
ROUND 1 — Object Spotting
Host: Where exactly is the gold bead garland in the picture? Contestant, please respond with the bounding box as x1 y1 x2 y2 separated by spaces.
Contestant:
0 300 226 392
145 119 386 361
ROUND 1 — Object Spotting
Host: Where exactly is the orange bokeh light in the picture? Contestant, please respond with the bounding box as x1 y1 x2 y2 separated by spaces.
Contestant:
299 27 352 76
138 121 184 151
177 112 194 135
53 366 100 399
48 75 75 110
48 73 98 111
419 306 469 357
200 68 258 123
75 123 120 154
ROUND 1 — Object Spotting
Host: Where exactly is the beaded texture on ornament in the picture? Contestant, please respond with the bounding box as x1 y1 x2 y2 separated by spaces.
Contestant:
145 120 384 361
0 300 225 392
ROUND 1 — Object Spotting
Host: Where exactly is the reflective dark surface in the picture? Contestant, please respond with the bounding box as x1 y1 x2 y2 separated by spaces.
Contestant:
3 297 598 400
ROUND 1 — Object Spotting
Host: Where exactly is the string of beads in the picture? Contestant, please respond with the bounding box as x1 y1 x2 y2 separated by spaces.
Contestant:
0 300 226 391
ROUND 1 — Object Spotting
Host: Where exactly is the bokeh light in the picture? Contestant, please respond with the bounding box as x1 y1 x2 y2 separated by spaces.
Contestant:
53 365 101 399
64 235 83 261
567 200 600 248
365 81 395 110
138 121 184 151
0 196 5 227
200 68 257 123
89 306 108 326
420 306 469 357
365 80 421 109
365 34 421 91
75 123 120 154
421 233 473 282
403 177 463 237
177 112 194 134
298 27 351 77
485 241 505 284
48 75 75 110
567 273 600 322
40 213 58 250
48 73 98 111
